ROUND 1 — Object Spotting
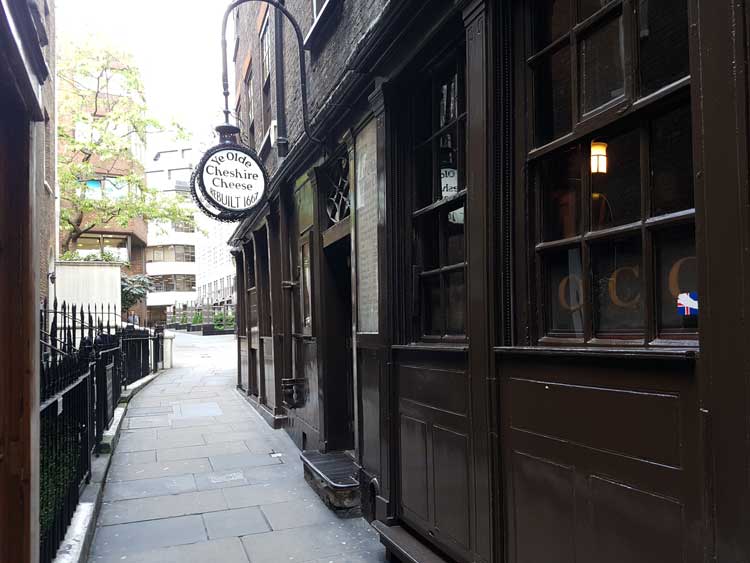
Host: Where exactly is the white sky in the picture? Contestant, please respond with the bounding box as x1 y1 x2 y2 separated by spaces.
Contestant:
56 0 236 147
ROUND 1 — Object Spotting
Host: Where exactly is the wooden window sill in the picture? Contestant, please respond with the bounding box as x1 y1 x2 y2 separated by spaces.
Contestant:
494 345 698 361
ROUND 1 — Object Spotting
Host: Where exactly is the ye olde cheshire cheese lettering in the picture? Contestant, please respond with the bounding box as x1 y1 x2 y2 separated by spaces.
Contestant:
201 148 265 211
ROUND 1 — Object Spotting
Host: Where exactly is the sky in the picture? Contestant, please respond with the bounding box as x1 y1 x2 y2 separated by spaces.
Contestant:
56 0 236 148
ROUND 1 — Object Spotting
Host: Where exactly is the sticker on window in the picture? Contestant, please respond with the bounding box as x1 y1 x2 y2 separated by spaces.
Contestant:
677 292 698 317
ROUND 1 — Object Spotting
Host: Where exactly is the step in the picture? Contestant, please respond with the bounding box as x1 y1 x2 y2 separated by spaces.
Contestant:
372 522 451 563
300 450 360 516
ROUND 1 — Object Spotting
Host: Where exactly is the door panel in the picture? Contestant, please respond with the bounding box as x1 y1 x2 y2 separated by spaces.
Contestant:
395 351 472 561
501 354 699 563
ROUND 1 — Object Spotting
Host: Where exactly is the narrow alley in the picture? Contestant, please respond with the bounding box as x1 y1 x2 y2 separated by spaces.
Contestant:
88 333 384 563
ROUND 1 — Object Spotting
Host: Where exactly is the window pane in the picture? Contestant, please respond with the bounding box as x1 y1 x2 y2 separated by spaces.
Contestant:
535 47 572 146
164 245 175 262
302 242 312 330
438 129 458 200
355 119 379 333
579 0 616 21
639 0 689 96
414 145 434 208
592 237 644 334
423 275 442 335
540 146 581 241
591 128 641 229
415 215 440 271
445 270 466 335
445 203 465 265
545 247 584 335
580 16 625 114
439 72 458 128
651 104 693 215
534 0 571 50
656 226 698 333
414 80 433 144
296 181 314 233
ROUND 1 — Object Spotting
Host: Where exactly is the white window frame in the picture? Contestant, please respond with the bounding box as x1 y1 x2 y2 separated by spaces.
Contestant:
260 14 271 83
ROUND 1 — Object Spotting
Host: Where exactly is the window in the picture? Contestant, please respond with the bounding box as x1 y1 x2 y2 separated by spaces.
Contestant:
529 0 689 148
261 14 271 83
260 14 273 134
355 119 379 333
526 0 694 345
146 245 195 262
410 49 466 340
244 71 256 150
172 220 194 233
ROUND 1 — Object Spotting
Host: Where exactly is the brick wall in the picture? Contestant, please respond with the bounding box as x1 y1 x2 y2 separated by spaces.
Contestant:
233 0 388 178
37 0 56 300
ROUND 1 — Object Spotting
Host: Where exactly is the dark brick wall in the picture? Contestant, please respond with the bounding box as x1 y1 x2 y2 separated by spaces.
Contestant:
37 0 56 300
233 0 388 178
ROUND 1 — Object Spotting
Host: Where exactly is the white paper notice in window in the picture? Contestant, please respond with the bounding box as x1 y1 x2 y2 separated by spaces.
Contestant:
355 120 379 333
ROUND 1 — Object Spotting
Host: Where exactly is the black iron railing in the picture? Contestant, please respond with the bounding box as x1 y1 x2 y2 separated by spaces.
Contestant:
39 299 165 563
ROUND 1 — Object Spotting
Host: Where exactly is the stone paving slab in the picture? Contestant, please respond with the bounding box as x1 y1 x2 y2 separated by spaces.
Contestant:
107 458 211 482
88 333 384 563
90 514 206 556
203 506 271 539
98 489 227 526
261 499 339 531
209 451 283 471
222 481 313 509
241 520 382 563
89 537 250 563
109 450 156 466
156 440 249 462
102 474 197 502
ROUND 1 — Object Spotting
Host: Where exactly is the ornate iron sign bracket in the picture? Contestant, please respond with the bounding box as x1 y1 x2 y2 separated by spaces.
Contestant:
219 0 323 147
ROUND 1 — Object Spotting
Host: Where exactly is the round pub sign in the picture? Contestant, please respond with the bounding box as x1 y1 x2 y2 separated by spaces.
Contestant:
192 143 267 220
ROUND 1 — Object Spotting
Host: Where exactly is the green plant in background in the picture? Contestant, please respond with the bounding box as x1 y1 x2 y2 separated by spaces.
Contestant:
225 313 235 329
213 311 225 329
60 249 125 264
179 312 188 325
121 274 153 311
191 311 203 325
57 40 193 253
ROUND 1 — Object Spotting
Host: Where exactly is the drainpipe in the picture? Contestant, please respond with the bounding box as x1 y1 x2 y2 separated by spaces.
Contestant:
274 0 289 158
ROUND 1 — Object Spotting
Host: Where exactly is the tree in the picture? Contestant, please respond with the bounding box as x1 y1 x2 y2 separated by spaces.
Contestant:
121 275 153 312
58 40 193 252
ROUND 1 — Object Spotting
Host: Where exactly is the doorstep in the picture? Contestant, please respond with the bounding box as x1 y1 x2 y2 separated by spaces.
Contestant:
372 521 451 563
301 450 361 517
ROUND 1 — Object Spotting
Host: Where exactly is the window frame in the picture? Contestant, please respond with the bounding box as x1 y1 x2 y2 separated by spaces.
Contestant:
409 45 468 343
522 0 697 348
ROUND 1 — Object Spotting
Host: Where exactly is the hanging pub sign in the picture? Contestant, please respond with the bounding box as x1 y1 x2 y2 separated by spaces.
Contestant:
191 142 267 222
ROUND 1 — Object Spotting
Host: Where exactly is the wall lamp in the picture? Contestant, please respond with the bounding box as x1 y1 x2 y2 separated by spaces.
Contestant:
591 141 608 174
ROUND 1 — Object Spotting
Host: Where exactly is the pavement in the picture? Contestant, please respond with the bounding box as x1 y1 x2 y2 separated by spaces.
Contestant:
87 332 385 563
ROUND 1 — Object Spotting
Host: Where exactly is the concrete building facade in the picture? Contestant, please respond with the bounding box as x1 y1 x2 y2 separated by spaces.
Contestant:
144 144 199 324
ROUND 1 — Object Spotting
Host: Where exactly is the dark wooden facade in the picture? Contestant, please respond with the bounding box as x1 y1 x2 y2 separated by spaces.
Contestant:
0 0 56 560
230 0 750 561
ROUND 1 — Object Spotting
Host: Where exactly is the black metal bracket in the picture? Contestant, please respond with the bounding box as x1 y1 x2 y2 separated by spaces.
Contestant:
220 0 324 147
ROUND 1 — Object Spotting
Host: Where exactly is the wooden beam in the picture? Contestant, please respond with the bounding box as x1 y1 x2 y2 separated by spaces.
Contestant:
0 104 40 563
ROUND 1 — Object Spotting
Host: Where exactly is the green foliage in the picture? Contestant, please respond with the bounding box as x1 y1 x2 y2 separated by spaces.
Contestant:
121 274 153 311
191 311 203 325
58 40 194 252
60 249 123 263
179 312 188 325
213 311 235 330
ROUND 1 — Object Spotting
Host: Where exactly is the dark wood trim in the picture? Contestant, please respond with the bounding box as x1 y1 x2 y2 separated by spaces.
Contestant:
495 345 697 361
693 0 750 559
463 2 493 561
0 107 39 563
322 214 351 248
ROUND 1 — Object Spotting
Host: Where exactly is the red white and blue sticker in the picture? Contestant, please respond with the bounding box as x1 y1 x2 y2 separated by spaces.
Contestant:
677 292 699 316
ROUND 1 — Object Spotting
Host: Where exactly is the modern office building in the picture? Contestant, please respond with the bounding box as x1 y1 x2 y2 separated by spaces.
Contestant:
143 144 198 324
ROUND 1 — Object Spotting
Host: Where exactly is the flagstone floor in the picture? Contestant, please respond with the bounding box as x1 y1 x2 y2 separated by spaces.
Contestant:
88 332 385 563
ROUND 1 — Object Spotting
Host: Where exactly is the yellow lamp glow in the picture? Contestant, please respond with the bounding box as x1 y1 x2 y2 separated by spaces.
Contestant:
591 141 608 174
